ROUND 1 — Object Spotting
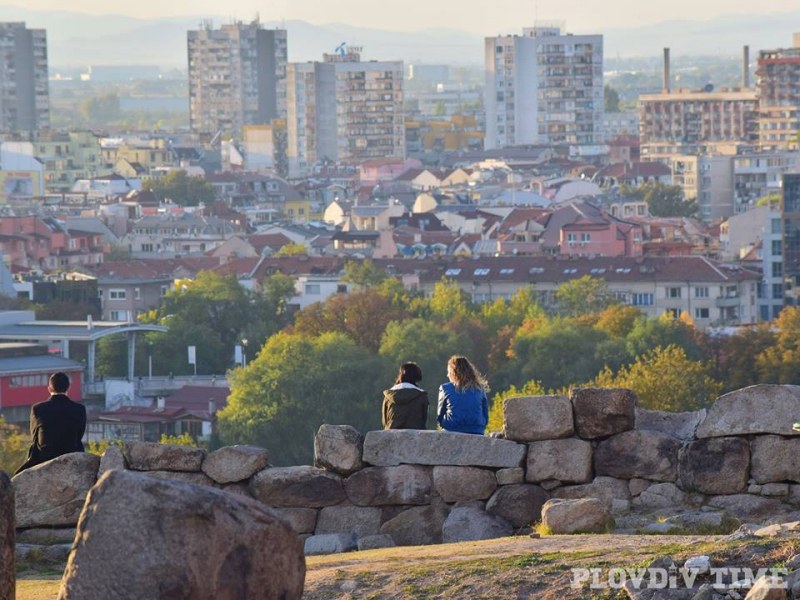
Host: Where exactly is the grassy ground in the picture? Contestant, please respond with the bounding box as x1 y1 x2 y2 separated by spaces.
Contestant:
16 533 800 600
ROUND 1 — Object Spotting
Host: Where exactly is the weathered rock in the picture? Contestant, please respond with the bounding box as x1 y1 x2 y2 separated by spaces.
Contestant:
250 466 345 508
635 407 706 440
314 424 364 476
662 511 725 531
201 445 269 484
15 527 76 545
303 533 357 555
570 388 635 439
696 384 800 438
526 438 592 484
496 468 524 486
634 482 686 510
345 465 432 506
0 472 13 600
379 504 450 546
541 498 612 534
552 476 631 510
761 483 790 497
594 430 680 482
122 441 205 472
485 484 549 529
315 505 382 538
58 469 304 600
40 544 72 562
362 430 525 468
221 482 252 498
540 480 561 491
272 508 318 534
433 466 497 502
442 506 513 542
629 478 650 497
357 534 395 551
503 395 573 442
751 436 800 484
12 453 100 528
744 575 788 599
707 494 785 521
145 470 218 487
753 522 800 537
678 437 750 495
97 445 126 477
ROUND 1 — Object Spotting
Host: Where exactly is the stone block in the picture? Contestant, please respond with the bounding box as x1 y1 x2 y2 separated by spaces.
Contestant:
379 504 450 546
552 476 631 510
201 445 269 484
678 437 750 495
496 468 524 486
345 465 432 506
272 508 318 534
442 506 513 542
122 441 205 472
570 388 635 439
304 533 357 555
250 466 345 508
315 505 382 538
594 430 680 482
97 445 126 477
314 425 364 476
751 435 800 484
485 484 549 528
696 384 800 438
503 395 573 442
526 438 592 484
0 472 13 600
541 498 612 534
357 534 395 551
433 466 497 502
635 407 705 440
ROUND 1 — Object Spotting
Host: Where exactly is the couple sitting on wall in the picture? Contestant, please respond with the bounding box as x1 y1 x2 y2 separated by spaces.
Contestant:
382 355 489 434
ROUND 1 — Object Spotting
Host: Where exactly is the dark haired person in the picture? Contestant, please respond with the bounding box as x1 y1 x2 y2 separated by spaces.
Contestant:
15 372 86 475
382 362 429 429
437 355 489 435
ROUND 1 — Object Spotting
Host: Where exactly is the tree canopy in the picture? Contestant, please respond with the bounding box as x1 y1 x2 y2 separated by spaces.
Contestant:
141 170 216 207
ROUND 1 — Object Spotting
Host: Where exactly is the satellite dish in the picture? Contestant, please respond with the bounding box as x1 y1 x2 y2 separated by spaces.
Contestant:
704 83 714 93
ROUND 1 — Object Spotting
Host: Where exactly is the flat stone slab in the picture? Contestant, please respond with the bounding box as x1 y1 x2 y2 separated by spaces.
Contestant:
696 384 800 438
362 430 526 468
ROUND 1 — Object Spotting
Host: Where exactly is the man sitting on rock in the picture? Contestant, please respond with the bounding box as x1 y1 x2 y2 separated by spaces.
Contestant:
15 372 86 474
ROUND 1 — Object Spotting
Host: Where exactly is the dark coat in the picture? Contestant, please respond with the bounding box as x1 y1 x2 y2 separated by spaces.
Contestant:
382 384 429 430
15 393 87 475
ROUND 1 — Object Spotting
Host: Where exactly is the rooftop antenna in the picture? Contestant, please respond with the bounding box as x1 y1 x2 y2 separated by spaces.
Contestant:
335 42 346 57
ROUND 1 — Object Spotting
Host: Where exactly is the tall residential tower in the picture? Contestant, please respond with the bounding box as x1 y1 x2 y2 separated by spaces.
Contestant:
484 24 603 150
0 22 49 133
188 21 287 137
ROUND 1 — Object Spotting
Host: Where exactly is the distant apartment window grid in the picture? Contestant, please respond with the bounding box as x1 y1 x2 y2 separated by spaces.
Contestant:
109 289 127 300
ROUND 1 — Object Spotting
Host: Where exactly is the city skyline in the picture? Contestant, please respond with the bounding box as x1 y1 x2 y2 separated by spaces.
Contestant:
8 0 800 35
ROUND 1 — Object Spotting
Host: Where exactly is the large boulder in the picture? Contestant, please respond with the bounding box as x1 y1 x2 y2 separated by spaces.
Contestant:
696 385 800 438
485 484 549 529
145 470 217 488
122 441 205 472
526 438 592 484
503 395 573 442
594 430 680 482
345 465 432 506
635 407 705 440
433 466 497 502
315 505 382 538
379 504 450 546
678 437 750 495
362 430 525 468
271 508 318 534
570 388 635 440
442 506 513 542
58 470 305 600
633 482 687 510
751 436 800 484
552 476 631 511
97 445 126 477
0 472 13 600
201 445 269 484
12 453 100 528
707 494 785 521
541 498 612 534
250 466 345 508
304 533 357 556
314 425 364 476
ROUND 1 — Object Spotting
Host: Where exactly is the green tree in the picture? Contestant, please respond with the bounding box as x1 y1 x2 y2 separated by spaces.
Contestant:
0 416 28 475
711 326 775 391
591 344 722 411
624 313 707 363
554 276 617 317
218 331 392 465
486 381 548 433
342 259 388 289
275 242 307 257
593 304 642 339
756 306 800 384
636 182 697 218
429 278 473 321
604 85 621 113
80 93 121 124
142 170 216 207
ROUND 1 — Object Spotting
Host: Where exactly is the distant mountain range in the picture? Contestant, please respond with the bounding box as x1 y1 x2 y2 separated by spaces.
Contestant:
3 5 800 69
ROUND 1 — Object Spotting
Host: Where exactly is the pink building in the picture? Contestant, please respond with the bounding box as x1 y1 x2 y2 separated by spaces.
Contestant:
558 218 644 257
358 158 422 186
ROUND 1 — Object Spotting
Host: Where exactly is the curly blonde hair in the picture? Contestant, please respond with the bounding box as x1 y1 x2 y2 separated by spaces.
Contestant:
447 355 489 392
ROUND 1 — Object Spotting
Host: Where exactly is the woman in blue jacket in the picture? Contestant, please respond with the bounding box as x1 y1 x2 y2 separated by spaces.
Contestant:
437 355 489 434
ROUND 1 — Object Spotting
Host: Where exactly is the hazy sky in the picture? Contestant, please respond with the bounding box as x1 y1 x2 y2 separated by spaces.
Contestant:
12 0 800 33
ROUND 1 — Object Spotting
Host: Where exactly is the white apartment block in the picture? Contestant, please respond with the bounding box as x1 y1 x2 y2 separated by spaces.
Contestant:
0 22 49 133
188 21 287 137
671 155 735 222
484 25 603 150
733 151 800 213
287 48 404 177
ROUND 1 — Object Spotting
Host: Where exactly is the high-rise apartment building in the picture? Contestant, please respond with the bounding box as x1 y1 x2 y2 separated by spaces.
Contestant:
0 22 49 133
188 21 287 137
484 25 603 150
757 36 800 150
782 173 800 307
286 48 404 177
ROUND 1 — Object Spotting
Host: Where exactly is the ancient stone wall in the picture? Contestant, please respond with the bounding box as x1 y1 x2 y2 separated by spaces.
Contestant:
12 384 800 553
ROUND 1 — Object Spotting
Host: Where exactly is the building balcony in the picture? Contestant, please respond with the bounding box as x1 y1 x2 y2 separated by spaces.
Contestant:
715 295 740 308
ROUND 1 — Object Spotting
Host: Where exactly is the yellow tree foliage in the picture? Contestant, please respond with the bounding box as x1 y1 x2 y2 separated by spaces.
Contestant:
755 306 800 384
591 344 722 411
593 304 642 338
0 416 29 475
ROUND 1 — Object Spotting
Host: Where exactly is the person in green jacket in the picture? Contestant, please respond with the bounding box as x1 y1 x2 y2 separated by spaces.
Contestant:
382 362 429 429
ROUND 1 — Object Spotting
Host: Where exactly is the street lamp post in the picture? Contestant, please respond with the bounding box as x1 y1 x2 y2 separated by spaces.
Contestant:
146 341 153 380
241 338 248 367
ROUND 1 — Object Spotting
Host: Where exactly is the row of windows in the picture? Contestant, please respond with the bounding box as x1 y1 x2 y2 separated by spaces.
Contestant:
10 374 49 388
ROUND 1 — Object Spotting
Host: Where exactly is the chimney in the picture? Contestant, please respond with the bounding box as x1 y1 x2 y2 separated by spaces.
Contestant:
663 48 671 93
742 45 750 88
156 396 165 409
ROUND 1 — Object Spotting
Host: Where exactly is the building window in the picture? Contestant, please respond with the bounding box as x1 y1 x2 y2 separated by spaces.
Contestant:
110 310 125 321
134 288 141 300
773 283 783 299
694 307 710 319
667 287 681 298
160 285 169 297
566 233 577 243
772 262 783 278
109 289 127 300
694 287 709 298
141 243 154 252
580 233 591 242
772 219 782 235
772 240 783 256
631 293 654 306
305 284 321 295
